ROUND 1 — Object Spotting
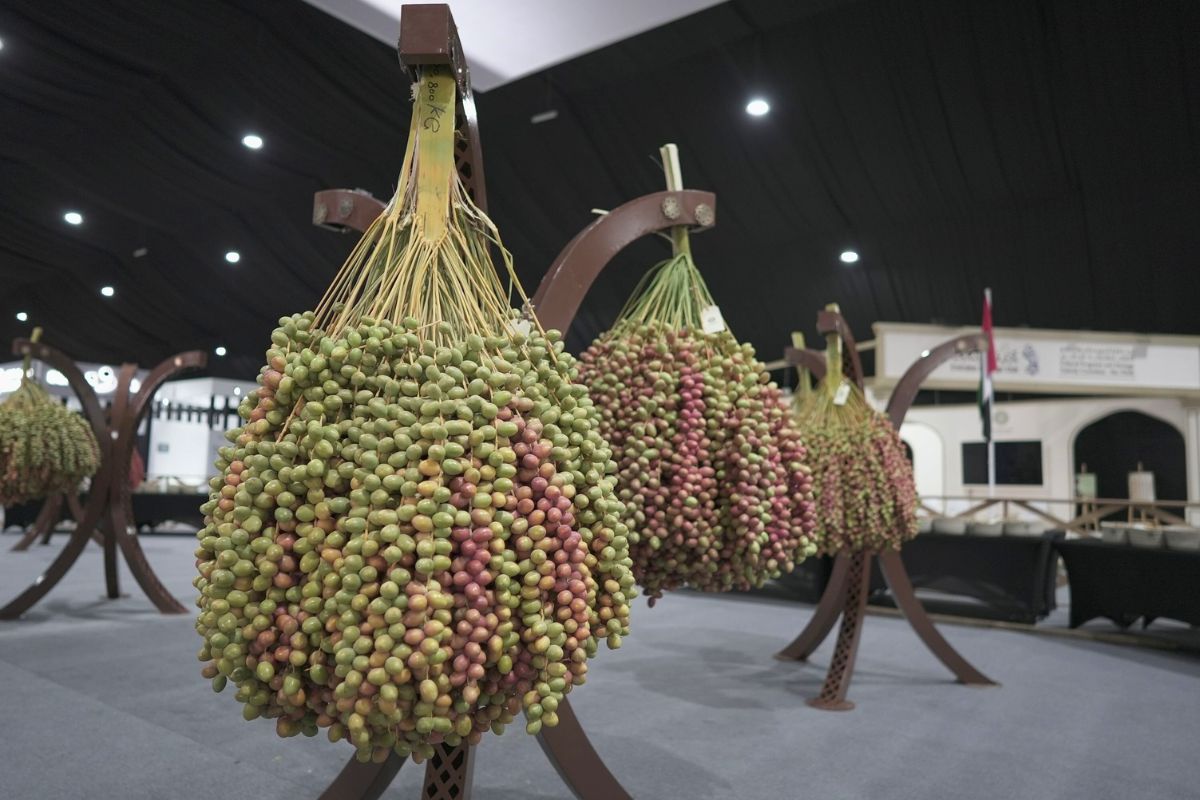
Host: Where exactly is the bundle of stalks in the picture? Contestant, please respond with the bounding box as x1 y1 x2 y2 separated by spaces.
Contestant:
0 328 99 505
195 67 634 763
793 321 918 554
578 144 817 602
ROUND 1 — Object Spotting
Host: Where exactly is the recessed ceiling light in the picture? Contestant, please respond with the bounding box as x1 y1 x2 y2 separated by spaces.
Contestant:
241 133 263 150
16 311 28 322
214 346 227 356
745 98 770 117
225 250 241 264
64 211 83 225
100 285 115 297
840 250 860 264
0 37 6 51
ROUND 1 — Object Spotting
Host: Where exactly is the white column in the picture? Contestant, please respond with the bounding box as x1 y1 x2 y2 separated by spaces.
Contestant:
1186 403 1200 525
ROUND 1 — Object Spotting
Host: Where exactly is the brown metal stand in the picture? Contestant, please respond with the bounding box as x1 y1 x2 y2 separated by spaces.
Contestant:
777 309 996 705
0 341 204 619
9 488 98 552
309 5 718 797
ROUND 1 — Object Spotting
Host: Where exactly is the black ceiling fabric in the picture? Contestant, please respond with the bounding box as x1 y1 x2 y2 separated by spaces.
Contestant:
2 0 1198 380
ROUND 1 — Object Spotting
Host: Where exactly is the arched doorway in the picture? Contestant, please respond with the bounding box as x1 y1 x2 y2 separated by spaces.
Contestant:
1072 411 1186 503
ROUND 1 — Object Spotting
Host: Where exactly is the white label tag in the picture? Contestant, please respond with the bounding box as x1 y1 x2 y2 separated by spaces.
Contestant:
700 305 726 334
508 319 532 338
833 381 852 406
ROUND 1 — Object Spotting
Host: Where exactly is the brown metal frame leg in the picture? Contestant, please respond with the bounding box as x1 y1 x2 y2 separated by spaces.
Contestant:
100 515 121 600
0 484 109 620
807 551 871 711
10 493 64 551
110 510 187 613
775 552 850 661
66 494 104 547
537 697 633 800
319 753 408 800
878 550 997 686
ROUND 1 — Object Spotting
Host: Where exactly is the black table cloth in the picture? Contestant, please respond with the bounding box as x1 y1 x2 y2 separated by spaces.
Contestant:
868 531 1063 624
3 493 204 534
769 531 1062 623
1056 538 1200 629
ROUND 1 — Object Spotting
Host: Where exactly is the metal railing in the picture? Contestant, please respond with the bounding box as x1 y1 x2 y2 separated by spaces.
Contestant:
917 495 1200 536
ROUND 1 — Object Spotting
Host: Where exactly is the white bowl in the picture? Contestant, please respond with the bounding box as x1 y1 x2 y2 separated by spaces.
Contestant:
1127 526 1164 548
931 518 968 535
1163 526 1200 551
967 521 1004 537
1099 521 1127 545
1003 521 1047 537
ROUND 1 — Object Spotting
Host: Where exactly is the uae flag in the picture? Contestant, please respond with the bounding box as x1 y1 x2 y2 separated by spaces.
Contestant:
978 288 997 441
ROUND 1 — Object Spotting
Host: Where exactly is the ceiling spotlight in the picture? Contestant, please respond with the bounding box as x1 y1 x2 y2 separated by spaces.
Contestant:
241 133 264 150
100 285 115 297
840 250 860 264
530 109 559 125
16 311 28 322
233 386 242 396
745 98 770 117
215 346 227 356
225 250 241 264
64 211 83 225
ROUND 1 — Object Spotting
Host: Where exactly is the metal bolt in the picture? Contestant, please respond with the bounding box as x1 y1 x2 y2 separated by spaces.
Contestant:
338 198 354 220
695 203 715 227
661 196 681 220
313 203 328 225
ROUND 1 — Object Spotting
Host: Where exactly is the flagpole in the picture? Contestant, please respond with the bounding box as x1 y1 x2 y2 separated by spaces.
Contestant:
985 287 996 497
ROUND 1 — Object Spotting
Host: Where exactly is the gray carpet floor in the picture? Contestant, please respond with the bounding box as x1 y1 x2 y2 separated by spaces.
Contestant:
2 533 1199 800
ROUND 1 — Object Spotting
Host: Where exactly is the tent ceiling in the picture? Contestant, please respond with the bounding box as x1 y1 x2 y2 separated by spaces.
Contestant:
1 0 1197 380
302 0 726 90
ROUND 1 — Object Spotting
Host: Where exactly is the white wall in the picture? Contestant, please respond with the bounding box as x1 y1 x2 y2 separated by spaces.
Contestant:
146 376 255 485
894 395 1196 523
148 419 215 486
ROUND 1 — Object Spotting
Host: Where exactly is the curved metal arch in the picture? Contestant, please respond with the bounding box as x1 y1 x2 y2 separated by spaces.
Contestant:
782 346 827 381
884 333 988 428
110 351 206 614
531 190 717 333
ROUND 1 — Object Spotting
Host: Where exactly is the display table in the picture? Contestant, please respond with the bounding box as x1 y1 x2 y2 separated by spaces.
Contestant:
3 493 204 535
869 531 1063 623
131 493 205 531
1056 538 1200 629
774 532 1061 623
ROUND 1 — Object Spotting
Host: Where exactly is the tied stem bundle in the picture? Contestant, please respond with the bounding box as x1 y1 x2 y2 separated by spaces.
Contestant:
578 144 816 601
195 67 634 764
0 328 100 505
